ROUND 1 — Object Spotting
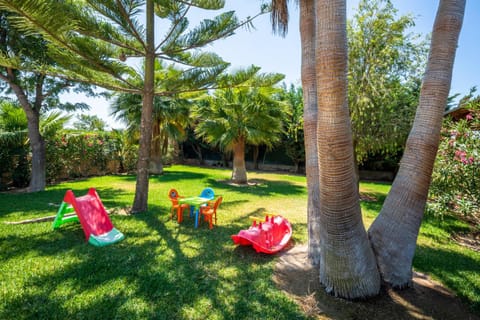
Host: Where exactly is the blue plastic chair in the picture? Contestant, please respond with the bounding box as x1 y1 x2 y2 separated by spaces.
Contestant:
199 187 215 200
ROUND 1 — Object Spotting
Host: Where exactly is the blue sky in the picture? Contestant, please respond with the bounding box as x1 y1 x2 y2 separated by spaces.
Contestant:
63 0 480 129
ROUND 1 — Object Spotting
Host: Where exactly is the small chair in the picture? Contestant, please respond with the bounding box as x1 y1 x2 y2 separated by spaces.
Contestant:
168 189 189 223
199 187 215 200
199 196 222 229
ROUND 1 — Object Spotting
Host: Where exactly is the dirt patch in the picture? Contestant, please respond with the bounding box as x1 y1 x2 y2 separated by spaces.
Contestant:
360 193 378 202
274 245 479 320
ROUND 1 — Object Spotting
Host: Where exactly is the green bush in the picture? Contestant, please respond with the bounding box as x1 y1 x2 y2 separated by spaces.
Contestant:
428 103 479 219
46 131 138 182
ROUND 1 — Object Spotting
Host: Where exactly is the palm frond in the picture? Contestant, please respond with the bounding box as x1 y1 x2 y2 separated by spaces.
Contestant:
270 0 291 37
0 129 27 146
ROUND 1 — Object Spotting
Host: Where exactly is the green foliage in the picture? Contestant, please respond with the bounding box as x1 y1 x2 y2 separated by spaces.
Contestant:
193 69 285 151
46 130 138 181
0 100 27 130
0 0 263 95
0 100 29 189
348 0 427 164
73 114 107 131
107 129 139 173
0 11 95 110
428 89 480 220
110 61 192 144
277 83 305 172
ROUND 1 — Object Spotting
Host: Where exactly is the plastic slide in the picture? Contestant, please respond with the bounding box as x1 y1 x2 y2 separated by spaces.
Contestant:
52 188 124 247
231 214 292 254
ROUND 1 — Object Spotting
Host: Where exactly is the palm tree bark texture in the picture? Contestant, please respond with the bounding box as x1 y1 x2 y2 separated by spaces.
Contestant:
368 0 466 288
231 137 248 184
273 0 466 298
314 0 380 298
299 0 322 266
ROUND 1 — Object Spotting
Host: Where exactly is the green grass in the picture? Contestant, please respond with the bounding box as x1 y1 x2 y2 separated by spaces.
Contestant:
0 165 478 319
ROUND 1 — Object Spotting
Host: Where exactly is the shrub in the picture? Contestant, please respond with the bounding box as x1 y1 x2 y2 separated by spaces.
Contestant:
428 96 479 220
46 131 137 182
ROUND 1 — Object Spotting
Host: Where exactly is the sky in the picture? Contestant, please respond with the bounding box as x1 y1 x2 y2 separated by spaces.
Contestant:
61 0 480 129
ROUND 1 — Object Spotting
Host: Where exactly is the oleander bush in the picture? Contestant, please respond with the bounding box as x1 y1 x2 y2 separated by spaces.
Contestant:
428 94 480 220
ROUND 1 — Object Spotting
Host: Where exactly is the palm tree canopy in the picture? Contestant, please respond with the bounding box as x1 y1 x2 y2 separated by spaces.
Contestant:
193 69 285 151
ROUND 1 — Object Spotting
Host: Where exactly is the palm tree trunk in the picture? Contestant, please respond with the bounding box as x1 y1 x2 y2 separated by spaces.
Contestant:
231 137 247 184
315 0 380 298
132 0 155 213
368 0 466 288
300 0 321 266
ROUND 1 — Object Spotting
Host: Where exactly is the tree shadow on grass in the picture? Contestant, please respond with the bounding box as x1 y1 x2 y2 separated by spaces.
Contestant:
0 187 132 221
151 170 209 183
203 177 306 197
0 209 307 319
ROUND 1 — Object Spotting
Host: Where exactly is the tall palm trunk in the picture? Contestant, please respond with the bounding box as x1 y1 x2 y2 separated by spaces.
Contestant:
300 0 321 265
368 0 466 288
132 0 155 213
315 0 380 298
231 137 247 184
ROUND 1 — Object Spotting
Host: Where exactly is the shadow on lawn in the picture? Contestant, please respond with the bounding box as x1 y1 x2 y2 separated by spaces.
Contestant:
151 170 209 183
0 187 131 218
413 245 480 314
203 177 306 197
0 207 306 319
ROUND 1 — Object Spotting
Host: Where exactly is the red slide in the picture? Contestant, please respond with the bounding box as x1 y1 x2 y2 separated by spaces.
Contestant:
231 215 292 254
62 188 124 246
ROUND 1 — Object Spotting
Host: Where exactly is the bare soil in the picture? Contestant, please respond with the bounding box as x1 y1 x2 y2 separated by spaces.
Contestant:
274 244 479 320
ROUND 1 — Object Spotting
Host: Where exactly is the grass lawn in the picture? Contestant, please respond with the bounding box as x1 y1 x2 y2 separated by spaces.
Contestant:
0 165 478 319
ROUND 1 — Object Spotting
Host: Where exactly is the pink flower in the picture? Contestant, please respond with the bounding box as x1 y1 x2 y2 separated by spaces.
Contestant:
466 113 473 121
454 150 467 162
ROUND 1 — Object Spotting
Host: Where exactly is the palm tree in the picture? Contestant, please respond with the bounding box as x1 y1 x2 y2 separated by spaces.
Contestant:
107 129 138 174
193 70 285 184
111 89 191 175
368 0 466 288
